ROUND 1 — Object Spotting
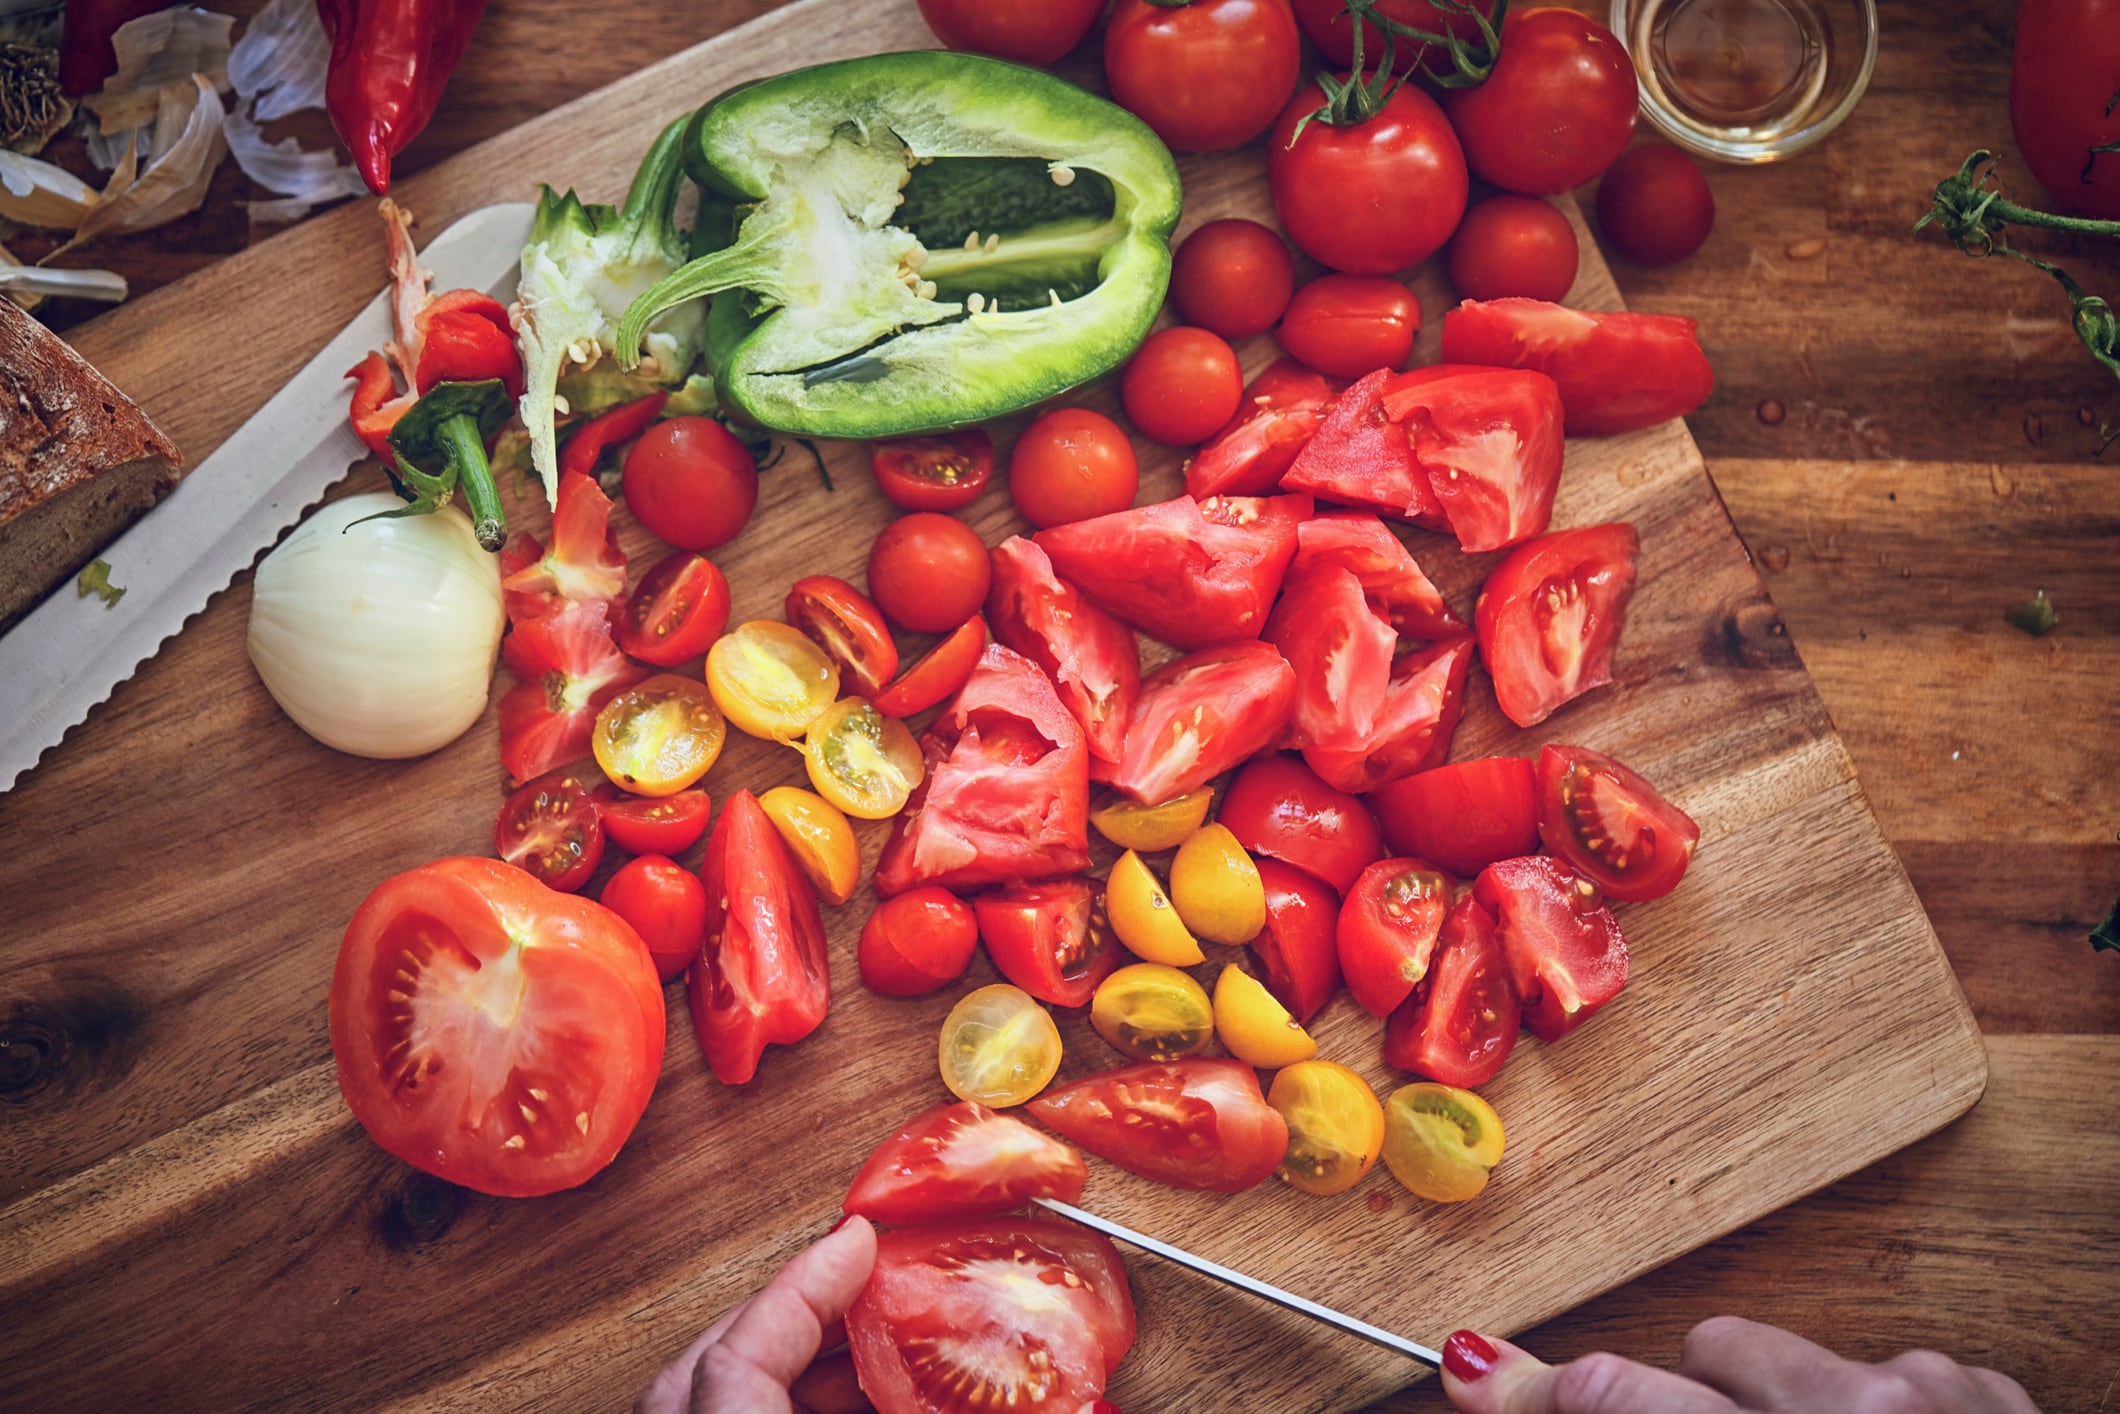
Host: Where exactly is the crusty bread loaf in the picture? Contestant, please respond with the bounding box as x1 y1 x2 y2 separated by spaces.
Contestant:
0 300 183 632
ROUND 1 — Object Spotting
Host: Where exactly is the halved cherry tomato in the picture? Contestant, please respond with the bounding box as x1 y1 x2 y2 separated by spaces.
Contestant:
498 598 648 782
622 416 758 552
974 877 1122 1009
498 470 627 623
594 787 711 856
1382 1081 1505 1202
1384 895 1519 1088
600 853 705 981
1283 369 1444 526
987 536 1140 764
868 512 992 635
786 575 899 698
1091 788 1214 854
1105 850 1205 966
1008 408 1140 530
1447 194 1581 303
1338 857 1453 1018
1536 744 1700 903
804 697 925 820
844 1101 1087 1224
1092 963 1214 1062
1212 963 1317 1068
1368 756 1540 878
1270 1059 1385 1197
592 674 727 797
860 886 979 997
1440 299 1713 436
1475 854 1629 1042
869 428 995 513
1170 824 1267 946
1170 217 1297 339
1276 275 1420 381
1475 522 1641 727
1109 641 1297 804
1249 859 1342 1024
495 768 605 893
1382 364 1567 553
758 786 861 906
704 620 840 741
1219 754 1385 896
938 984 1063 1107
1186 359 1333 500
1121 326 1245 447
614 552 730 667
1029 1058 1290 1193
870 615 988 720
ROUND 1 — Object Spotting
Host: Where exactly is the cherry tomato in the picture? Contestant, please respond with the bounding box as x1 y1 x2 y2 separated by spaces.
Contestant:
1475 854 1629 1042
704 620 840 741
1091 963 1215 1062
1008 408 1140 530
1447 194 1581 303
1475 522 1641 727
614 551 730 667
974 877 1123 1009
592 674 727 797
1442 8 1637 195
495 768 605 893
600 853 706 981
1249 858 1343 1024
1171 218 1297 339
1029 1058 1290 1192
1291 0 1497 76
1090 787 1213 854
1383 894 1518 1088
914 0 1104 64
867 512 992 635
1219 754 1385 896
1121 327 1244 447
2012 0 2120 219
1269 81 1467 275
1170 823 1267 945
621 416 758 552
859 886 979 997
804 697 925 820
1104 0 1303 153
843 1101 1087 1225
1186 359 1334 500
1596 144 1715 267
1105 850 1206 967
1338 856 1453 1018
868 428 995 513
594 786 711 856
1536 744 1700 903
757 785 861 907
870 614 987 719
1382 1081 1505 1202
1276 275 1420 380
938 984 1064 1107
1211 963 1316 1068
785 574 898 697
1269 1059 1385 1197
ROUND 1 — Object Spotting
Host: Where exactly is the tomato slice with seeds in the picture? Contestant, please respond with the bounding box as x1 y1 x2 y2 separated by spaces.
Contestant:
804 697 925 820
974 877 1122 1009
871 429 996 513
1107 640 1296 805
1383 894 1519 1088
1535 744 1700 902
614 552 731 667
844 1100 1087 1224
593 787 711 856
1028 1058 1289 1193
786 574 900 697
872 615 989 720
704 620 841 741
1475 522 1640 728
986 537 1140 764
495 768 606 893
1473 854 1629 1042
1338 856 1454 1018
591 674 727 797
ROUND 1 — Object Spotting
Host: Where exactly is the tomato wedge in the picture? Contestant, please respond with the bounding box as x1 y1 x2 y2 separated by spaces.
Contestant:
329 857 664 1198
872 615 988 720
497 598 650 783
1282 369 1444 526
1297 636 1475 794
1250 858 1343 1024
497 470 627 623
1536 744 1701 902
1383 894 1519 1088
1338 856 1453 1018
1028 1058 1290 1193
844 1101 1088 1224
869 428 996 512
1107 640 1296 805
593 786 711 855
1184 359 1333 499
787 574 900 697
1219 754 1383 896
494 768 605 893
614 552 730 667
1475 523 1640 728
1367 756 1540 878
987 536 1141 764
1381 365 1565 552
1289 512 1462 640
974 877 1123 1009
1267 561 1399 750
1474 854 1628 1042
1440 298 1714 435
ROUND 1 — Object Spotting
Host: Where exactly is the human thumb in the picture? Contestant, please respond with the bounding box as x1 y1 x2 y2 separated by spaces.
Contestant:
1439 1331 1555 1414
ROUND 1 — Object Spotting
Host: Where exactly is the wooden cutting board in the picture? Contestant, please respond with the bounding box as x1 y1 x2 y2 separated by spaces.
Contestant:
0 1 1986 1409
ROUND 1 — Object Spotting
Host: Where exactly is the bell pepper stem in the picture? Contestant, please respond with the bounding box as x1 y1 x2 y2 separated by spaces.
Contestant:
437 412 507 550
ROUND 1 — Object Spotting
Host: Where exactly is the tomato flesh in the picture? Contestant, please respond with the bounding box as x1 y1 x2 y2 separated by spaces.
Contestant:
1289 512 1462 641
1383 894 1519 1088
495 768 605 893
987 536 1140 765
594 786 710 856
498 597 648 783
1028 1058 1289 1193
1338 856 1454 1018
1474 854 1628 1042
1108 640 1296 805
1441 298 1713 436
1475 522 1640 728
1367 756 1541 878
1249 858 1343 1025
1283 370 1444 526
591 673 726 797
845 1101 1087 1224
870 429 995 513
860 886 979 998
974 877 1122 1009
1186 359 1333 500
786 574 899 698
1219 754 1384 896
1536 744 1701 902
499 470 627 623
1382 365 1567 553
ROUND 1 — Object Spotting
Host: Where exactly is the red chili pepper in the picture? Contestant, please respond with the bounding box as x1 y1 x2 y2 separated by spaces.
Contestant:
317 0 488 196
59 0 179 95
558 393 670 480
413 290 523 397
346 350 411 458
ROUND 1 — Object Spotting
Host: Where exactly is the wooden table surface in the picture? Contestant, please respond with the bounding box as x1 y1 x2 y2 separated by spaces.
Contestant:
15 0 2118 1409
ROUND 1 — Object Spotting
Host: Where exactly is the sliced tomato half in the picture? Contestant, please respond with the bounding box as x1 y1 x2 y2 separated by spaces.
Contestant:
1473 854 1628 1042
844 1100 1088 1224
1338 856 1455 1018
1383 893 1519 1088
1535 744 1701 902
1029 1058 1290 1193
1475 522 1640 729
1184 359 1333 499
787 574 900 698
974 876 1123 1009
1439 298 1714 436
593 786 711 855
614 552 731 667
987 536 1141 764
1107 640 1296 805
1281 368 1444 526
1382 364 1565 552
1250 858 1344 1024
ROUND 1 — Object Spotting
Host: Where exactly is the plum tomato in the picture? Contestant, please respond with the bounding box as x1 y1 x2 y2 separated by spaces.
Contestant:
1475 522 1640 727
1219 754 1385 896
1276 275 1420 381
1108 640 1298 803
1170 823 1267 946
868 428 994 513
938 983 1064 1107
1090 787 1213 854
592 674 727 797
914 0 1104 64
1186 359 1334 500
495 768 605 893
1212 963 1317 1067
1249 858 1343 1024
613 551 730 667
1536 744 1700 903
868 512 992 635
843 1101 1088 1225
1269 1059 1385 1197
974 877 1122 1009
1029 1058 1290 1193
1447 195 1581 303
1337 856 1453 1019
785 575 898 698
860 885 979 997
594 786 710 856
1440 298 1713 436
1383 894 1519 1088
1104 0 1303 153
1171 218 1297 339
1008 408 1139 530
1442 8 1637 195
804 697 925 820
1269 79 1467 275
1367 756 1539 879
1121 327 1244 447
871 615 988 720
1091 963 1215 1062
622 416 758 552
758 785 861 906
1105 850 1206 966
1595 144 1715 268
704 620 840 741
1474 854 1628 1042
1382 1081 1505 1203
600 853 706 982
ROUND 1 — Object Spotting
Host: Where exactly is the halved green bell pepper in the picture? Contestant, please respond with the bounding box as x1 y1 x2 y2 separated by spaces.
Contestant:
614 51 1183 439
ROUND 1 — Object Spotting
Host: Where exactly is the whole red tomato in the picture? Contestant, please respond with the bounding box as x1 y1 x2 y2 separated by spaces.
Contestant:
1443 9 1638 195
915 0 1105 65
1447 194 1580 302
1268 79 1467 274
1276 275 1420 379
1105 0 1303 153
1291 0 1497 76
1121 327 1244 446
2010 0 2120 220
1596 145 1715 267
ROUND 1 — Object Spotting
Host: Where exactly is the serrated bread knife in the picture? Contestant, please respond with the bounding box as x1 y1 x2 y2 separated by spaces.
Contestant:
0 202 536 795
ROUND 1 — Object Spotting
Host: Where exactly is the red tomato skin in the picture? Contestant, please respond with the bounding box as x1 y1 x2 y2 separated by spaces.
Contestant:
1105 0 1303 153
868 428 996 513
1442 9 1638 195
871 616 988 721
1338 856 1455 1018
1381 364 1566 552
1219 754 1385 896
867 512 994 635
1109 640 1298 804
1122 327 1246 447
1441 298 1713 436
1009 408 1140 530
2010 0 2120 221
987 536 1142 765
843 1101 1088 1224
1249 858 1344 1023
975 877 1123 1009
615 552 731 667
1474 854 1628 1042
1474 522 1641 728
601 854 707 982
1276 275 1421 380
1596 145 1715 267
1291 512 1461 639
1186 359 1335 501
499 470 628 624
1029 1059 1290 1192
1283 369 1445 525
1268 80 1468 274
858 886 980 998
1292 0 1497 76
595 786 711 855
1447 194 1581 302
622 417 759 552
785 574 900 698
1535 744 1701 903
1367 756 1540 878
689 790 831 1085
875 644 1092 897
1171 218 1298 339
915 0 1104 63
1383 893 1519 1087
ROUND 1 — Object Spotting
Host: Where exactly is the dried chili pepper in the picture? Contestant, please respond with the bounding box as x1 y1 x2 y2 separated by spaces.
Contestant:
317 0 487 196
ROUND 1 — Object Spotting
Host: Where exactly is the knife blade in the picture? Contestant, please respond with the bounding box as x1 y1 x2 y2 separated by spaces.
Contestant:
0 201 537 795
1032 1196 1444 1368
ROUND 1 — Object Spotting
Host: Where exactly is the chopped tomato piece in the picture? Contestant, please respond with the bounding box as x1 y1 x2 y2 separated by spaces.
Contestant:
494 768 605 893
1298 635 1475 794
498 599 649 783
1028 1058 1290 1193
1440 297 1714 435
974 877 1123 1009
1368 756 1541 878
1289 512 1463 640
787 574 899 698
593 786 711 856
1107 640 1296 805
844 1101 1087 1224
1218 754 1384 896
1536 744 1701 902
987 536 1141 764
1267 561 1399 750
1384 894 1520 1088
1338 856 1454 1018
1184 359 1333 499
498 470 627 623
1250 858 1343 1024
613 552 731 667
1475 522 1640 728
872 615 989 720
1382 364 1565 552
1474 854 1628 1042
1282 369 1444 526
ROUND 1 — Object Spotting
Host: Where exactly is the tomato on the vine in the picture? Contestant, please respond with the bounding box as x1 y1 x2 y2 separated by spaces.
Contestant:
868 512 992 635
1008 408 1140 530
1442 8 1638 195
1268 78 1467 275
1596 144 1715 267
1277 275 1420 380
1171 218 1297 339
915 0 1104 65
1104 0 1303 154
1447 195 1580 303
1291 0 1497 76
2011 0 2120 220
621 416 758 552
1121 327 1244 447
868 428 994 513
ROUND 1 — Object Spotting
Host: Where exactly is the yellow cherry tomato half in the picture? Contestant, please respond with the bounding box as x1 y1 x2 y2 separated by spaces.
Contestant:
1090 786 1214 852
1090 963 1215 1062
803 697 925 820
1382 1082 1506 1204
705 620 839 741
1269 1060 1385 1197
1105 850 1205 965
758 786 860 906
1171 824 1267 945
1212 964 1317 1068
591 673 727 796
938 983 1064 1108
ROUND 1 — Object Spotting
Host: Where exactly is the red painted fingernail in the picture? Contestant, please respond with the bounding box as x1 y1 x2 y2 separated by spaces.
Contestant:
1443 1330 1499 1383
